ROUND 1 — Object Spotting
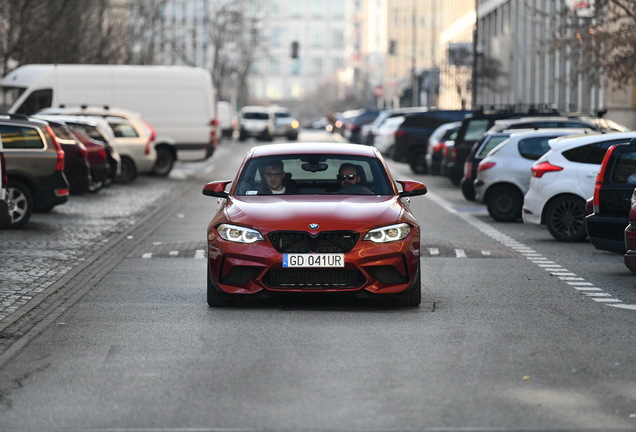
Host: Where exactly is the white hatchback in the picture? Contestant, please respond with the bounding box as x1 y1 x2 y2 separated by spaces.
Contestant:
373 115 405 155
523 132 636 241
474 129 592 222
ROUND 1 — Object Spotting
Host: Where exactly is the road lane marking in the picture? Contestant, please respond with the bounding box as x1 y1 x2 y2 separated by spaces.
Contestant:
426 190 630 310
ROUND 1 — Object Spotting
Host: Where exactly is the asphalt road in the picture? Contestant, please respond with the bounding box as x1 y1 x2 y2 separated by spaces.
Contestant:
1 130 636 431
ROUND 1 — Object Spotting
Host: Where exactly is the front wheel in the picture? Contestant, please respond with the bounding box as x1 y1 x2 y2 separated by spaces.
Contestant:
6 180 33 229
486 184 523 222
116 156 138 183
545 195 587 242
409 151 428 174
152 147 175 176
395 265 421 307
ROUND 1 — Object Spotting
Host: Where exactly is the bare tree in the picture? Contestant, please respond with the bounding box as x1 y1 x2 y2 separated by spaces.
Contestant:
540 0 636 90
0 0 134 76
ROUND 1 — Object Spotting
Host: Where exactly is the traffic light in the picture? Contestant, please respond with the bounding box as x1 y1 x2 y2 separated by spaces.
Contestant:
389 40 397 55
291 41 299 59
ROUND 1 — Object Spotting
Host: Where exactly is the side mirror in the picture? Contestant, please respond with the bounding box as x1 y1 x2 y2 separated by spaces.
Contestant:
397 180 427 197
202 180 232 198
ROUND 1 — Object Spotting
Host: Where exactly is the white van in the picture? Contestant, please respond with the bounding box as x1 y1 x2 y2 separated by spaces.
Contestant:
0 64 219 171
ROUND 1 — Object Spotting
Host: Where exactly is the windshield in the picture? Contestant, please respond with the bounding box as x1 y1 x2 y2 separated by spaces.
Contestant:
0 85 26 113
234 154 393 196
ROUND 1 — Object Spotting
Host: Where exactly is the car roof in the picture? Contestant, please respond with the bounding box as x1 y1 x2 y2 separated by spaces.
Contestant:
247 143 380 158
506 128 593 138
39 106 141 117
548 131 636 149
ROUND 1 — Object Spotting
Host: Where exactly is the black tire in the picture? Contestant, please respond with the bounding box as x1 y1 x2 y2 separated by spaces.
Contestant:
207 265 232 307
152 147 175 176
461 179 476 201
396 265 422 307
6 180 33 229
409 151 429 174
545 195 587 242
449 171 462 186
486 184 523 222
116 156 137 183
88 179 104 193
287 133 298 141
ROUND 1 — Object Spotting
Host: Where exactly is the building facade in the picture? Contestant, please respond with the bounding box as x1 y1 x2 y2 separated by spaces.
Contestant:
475 0 635 127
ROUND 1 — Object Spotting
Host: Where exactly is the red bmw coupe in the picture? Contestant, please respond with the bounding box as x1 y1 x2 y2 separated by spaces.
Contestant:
202 143 427 307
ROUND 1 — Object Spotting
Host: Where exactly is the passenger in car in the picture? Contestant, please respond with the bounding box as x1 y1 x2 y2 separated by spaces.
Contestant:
258 158 299 194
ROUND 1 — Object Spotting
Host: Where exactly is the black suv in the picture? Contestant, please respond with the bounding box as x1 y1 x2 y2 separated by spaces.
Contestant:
390 110 471 171
1 115 69 228
586 137 636 253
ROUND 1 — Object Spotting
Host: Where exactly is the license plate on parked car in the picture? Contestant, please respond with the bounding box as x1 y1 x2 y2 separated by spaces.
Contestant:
282 253 344 268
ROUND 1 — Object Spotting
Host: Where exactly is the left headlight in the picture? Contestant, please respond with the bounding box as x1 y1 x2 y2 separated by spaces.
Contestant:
363 223 411 243
217 224 264 243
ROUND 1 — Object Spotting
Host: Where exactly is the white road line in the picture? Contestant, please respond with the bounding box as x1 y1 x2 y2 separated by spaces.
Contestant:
426 190 631 310
455 249 467 258
194 249 206 259
142 253 153 259
169 251 179 256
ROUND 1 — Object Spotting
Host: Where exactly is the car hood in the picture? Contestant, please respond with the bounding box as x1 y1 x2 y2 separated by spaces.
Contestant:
222 195 408 231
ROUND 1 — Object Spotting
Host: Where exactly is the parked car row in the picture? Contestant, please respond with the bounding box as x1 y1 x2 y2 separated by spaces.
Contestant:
0 107 163 229
391 108 636 273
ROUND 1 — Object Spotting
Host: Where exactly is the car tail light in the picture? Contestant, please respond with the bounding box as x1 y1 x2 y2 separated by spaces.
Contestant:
464 161 473 179
142 120 157 155
395 130 406 139
46 125 65 172
0 152 7 188
531 161 563 178
209 119 218 146
55 188 69 197
593 144 618 212
448 147 456 163
478 161 496 172
433 142 445 152
98 148 107 159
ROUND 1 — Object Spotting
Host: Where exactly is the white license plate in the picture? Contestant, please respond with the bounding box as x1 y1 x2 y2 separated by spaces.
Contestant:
282 253 344 268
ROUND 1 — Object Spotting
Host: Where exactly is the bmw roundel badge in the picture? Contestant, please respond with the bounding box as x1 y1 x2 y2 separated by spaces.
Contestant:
309 223 319 230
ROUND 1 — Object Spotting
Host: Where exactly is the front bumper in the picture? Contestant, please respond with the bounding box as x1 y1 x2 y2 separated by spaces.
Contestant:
207 232 421 296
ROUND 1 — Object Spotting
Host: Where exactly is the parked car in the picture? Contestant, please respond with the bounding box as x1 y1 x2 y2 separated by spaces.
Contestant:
361 107 431 147
46 120 91 194
373 115 405 155
391 110 470 172
238 106 275 141
623 188 636 274
460 131 514 201
67 128 111 193
271 106 299 140
586 138 636 253
33 114 120 185
202 142 427 307
0 133 9 227
523 132 636 241
422 121 461 175
38 107 158 181
343 109 381 144
474 129 590 222
445 110 620 186
486 116 612 134
0 114 69 228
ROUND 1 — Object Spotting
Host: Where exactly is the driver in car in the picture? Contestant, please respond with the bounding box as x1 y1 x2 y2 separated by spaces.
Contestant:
337 163 373 194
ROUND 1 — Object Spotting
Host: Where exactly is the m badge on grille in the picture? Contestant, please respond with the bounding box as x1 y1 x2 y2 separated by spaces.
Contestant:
309 223 319 229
